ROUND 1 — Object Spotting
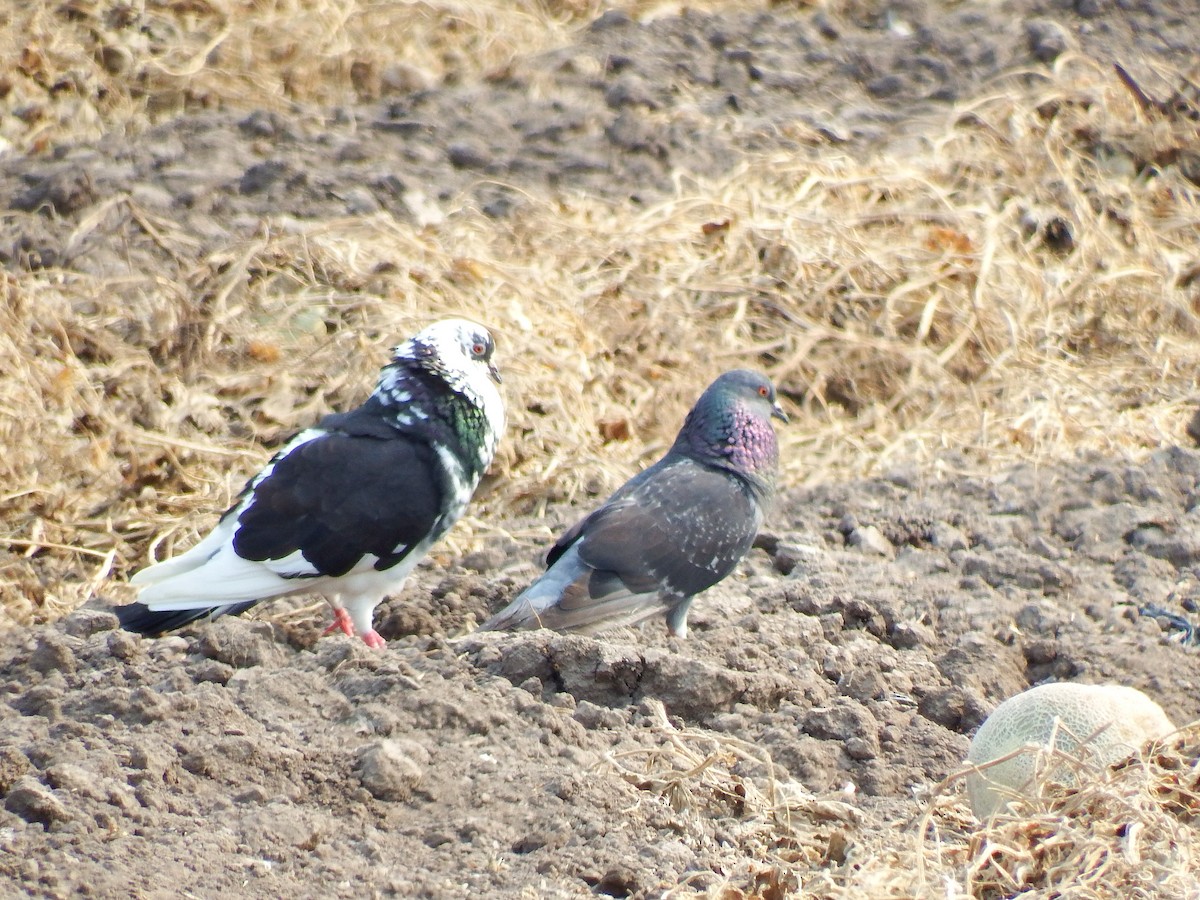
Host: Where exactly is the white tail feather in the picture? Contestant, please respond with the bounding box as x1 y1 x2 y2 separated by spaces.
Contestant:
136 546 316 610
129 518 235 586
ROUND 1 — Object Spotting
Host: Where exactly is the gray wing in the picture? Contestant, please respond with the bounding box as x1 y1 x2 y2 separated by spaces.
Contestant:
569 457 762 599
481 458 761 634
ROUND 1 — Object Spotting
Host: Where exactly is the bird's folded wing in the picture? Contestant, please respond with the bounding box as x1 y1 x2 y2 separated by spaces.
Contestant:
570 458 763 601
233 431 448 578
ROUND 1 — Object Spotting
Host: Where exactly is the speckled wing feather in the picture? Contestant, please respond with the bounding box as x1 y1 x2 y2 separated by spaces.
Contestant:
482 457 763 636
560 457 762 601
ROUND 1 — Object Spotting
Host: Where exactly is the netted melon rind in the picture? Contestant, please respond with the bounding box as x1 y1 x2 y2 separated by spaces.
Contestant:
965 682 1175 819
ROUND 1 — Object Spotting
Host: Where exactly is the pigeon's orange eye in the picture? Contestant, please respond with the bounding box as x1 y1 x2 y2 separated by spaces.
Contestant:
758 386 769 397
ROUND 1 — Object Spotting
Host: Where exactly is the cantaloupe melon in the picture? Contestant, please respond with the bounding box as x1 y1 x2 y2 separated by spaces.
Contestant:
965 682 1175 819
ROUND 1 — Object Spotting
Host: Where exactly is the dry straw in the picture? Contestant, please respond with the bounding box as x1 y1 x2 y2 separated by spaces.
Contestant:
604 697 862 898
917 722 1200 900
608 712 1200 897
5 49 1200 627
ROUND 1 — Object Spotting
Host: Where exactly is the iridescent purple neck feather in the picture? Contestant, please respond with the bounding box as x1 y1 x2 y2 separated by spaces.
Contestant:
672 369 783 504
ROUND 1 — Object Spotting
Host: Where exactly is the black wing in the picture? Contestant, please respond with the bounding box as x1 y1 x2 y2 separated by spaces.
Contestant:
233 429 446 577
552 457 762 600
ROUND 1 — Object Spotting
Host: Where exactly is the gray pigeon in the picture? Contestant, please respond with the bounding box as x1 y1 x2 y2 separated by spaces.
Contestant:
479 369 785 638
117 318 505 648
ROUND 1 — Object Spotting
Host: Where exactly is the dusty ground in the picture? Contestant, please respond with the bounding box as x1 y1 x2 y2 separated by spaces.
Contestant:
4 450 1200 897
3 0 1200 897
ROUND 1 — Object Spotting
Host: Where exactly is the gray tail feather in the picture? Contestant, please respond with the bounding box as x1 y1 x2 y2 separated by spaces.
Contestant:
115 601 258 637
477 550 589 632
477 547 666 635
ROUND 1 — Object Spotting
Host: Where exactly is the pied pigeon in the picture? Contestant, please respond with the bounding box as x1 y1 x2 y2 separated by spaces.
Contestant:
117 318 505 648
479 369 785 638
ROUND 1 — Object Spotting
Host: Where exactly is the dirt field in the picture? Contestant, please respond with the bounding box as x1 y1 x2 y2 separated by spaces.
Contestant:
3 1 1200 897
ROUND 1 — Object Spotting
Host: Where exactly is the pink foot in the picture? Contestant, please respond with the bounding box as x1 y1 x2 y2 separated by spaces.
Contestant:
360 630 386 650
323 607 356 638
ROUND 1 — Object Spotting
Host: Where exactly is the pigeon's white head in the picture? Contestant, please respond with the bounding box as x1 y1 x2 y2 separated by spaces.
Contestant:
388 318 505 442
394 318 501 385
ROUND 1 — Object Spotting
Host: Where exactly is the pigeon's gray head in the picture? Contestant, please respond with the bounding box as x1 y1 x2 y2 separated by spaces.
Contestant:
674 369 785 497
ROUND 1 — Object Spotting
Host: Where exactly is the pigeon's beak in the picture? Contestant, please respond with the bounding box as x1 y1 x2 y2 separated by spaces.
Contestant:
771 401 789 424
488 362 503 384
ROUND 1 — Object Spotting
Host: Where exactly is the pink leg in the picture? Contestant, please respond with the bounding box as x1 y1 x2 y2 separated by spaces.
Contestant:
360 630 386 650
323 607 356 638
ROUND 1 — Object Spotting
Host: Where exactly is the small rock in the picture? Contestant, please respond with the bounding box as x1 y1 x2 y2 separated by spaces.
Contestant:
199 620 284 669
5 777 71 828
381 62 435 93
61 607 118 638
604 75 658 110
1025 19 1069 63
590 866 640 896
107 630 143 661
30 633 77 675
127 743 176 782
590 9 632 30
193 659 235 685
812 12 840 40
446 142 491 169
889 620 934 649
604 110 664 156
239 160 289 194
1126 522 1200 567
1028 535 1063 560
459 546 508 573
866 74 905 98
844 736 877 761
771 542 811 576
238 110 282 138
572 701 628 730
838 667 888 704
848 526 894 558
1185 406 1200 447
929 523 968 553
0 746 31 793
340 187 380 215
883 467 919 489
14 683 64 720
1022 639 1059 665
147 635 190 662
11 171 98 215
802 699 880 759
919 684 989 731
235 785 271 804
356 740 427 802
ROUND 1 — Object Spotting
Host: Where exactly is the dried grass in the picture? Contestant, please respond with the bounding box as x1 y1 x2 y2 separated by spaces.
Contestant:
609 714 1200 898
0 0 591 152
922 722 1200 900
3 35 1199 625
604 698 863 898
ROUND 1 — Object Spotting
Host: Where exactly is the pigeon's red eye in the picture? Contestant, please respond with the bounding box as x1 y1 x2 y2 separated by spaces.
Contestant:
758 386 769 397
472 342 487 357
